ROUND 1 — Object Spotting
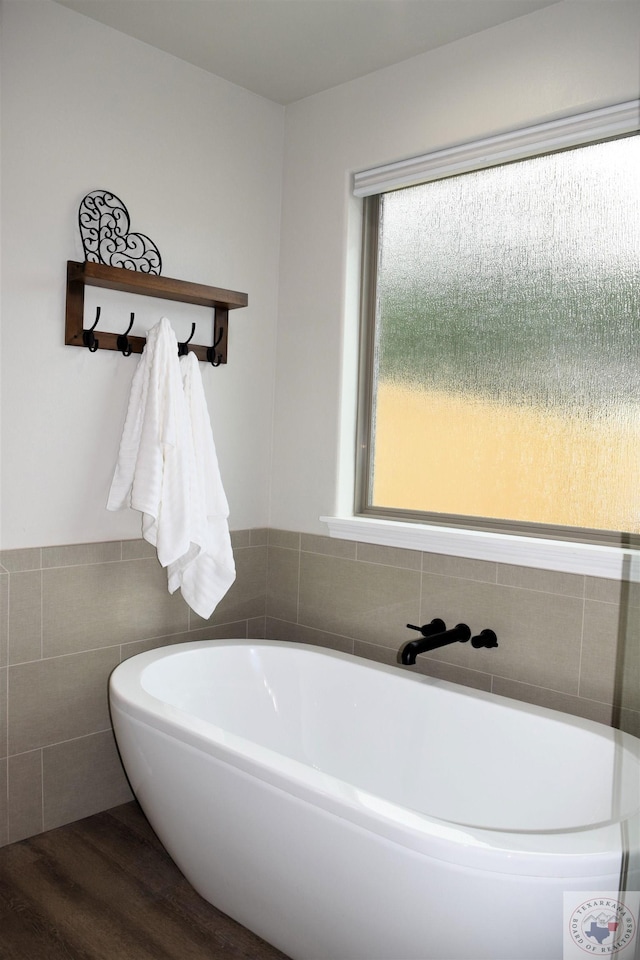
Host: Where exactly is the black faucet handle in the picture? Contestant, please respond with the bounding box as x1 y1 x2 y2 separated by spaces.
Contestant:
406 618 446 638
471 629 498 649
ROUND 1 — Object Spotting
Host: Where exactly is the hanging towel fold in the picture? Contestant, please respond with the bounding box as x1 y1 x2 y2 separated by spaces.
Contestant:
107 317 193 565
167 351 235 619
107 317 235 619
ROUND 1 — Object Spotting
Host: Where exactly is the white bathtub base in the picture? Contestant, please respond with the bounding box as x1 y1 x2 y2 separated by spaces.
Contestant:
115 714 623 960
109 641 640 960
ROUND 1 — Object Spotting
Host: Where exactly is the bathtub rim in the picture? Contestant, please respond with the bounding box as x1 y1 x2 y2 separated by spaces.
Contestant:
109 638 640 879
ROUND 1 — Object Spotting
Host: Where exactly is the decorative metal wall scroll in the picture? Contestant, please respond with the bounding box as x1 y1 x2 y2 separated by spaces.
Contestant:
78 190 162 274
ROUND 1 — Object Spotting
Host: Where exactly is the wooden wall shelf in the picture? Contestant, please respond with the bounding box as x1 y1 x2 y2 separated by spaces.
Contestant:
65 260 248 364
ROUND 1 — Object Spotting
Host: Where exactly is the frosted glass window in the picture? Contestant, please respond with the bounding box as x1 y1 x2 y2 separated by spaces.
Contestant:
366 135 640 535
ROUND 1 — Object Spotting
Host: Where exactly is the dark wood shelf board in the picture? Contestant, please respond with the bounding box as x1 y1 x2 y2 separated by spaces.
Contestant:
65 260 247 364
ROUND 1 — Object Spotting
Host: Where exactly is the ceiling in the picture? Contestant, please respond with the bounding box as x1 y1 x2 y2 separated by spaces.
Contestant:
53 0 562 105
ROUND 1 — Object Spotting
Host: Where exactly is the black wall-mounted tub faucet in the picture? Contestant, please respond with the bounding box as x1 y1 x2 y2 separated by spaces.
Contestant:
399 621 499 665
400 621 471 665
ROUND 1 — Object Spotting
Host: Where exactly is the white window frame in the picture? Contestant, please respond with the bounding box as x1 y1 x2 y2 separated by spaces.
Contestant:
322 99 640 580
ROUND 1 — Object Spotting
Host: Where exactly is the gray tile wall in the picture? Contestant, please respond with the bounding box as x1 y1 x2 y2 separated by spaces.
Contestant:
265 530 640 737
0 531 268 846
0 526 637 847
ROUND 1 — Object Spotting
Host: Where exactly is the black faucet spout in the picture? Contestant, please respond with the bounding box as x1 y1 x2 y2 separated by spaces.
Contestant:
400 622 471 665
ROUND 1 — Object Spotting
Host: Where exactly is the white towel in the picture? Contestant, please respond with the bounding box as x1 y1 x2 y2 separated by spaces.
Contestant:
107 318 235 619
167 352 236 619
107 317 193 566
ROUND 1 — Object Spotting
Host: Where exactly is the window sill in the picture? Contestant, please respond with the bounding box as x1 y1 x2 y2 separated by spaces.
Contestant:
320 516 640 581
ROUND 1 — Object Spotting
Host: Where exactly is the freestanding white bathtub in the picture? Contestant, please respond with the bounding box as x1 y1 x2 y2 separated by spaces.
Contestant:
109 639 640 960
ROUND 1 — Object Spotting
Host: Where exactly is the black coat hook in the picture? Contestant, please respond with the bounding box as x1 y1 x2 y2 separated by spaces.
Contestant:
83 306 101 352
178 322 196 356
206 326 224 366
116 313 135 357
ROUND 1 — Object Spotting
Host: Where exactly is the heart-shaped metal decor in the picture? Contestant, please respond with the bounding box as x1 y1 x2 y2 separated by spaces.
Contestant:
78 190 162 274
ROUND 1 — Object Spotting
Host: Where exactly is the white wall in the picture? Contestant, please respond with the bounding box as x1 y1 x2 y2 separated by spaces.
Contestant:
2 1 639 551
271 0 640 534
0 0 284 549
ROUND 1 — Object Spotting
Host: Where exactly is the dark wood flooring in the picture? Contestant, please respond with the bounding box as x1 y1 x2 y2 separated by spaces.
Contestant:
0 802 290 960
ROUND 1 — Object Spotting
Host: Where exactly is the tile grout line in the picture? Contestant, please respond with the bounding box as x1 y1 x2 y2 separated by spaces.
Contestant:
295 535 302 626
40 568 44 661
576 591 587 699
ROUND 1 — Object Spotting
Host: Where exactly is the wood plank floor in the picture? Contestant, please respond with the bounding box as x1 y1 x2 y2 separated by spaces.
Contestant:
0 802 290 960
